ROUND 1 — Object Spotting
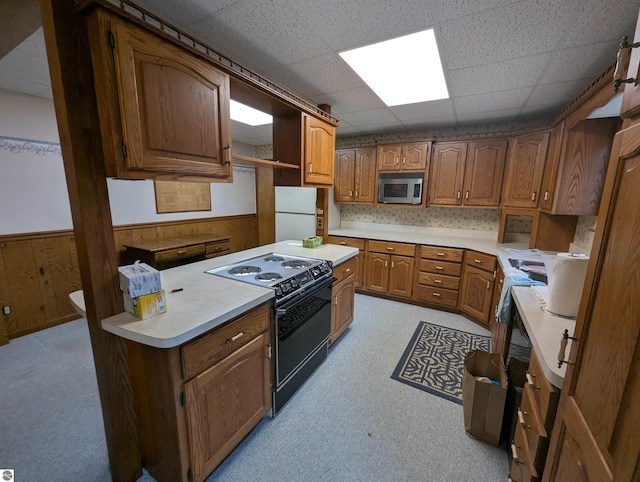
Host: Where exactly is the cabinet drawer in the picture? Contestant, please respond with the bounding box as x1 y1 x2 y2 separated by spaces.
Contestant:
419 259 462 277
368 240 415 256
512 421 539 481
519 384 549 473
465 250 496 272
327 236 365 250
420 245 464 262
526 350 559 431
205 239 230 258
418 272 460 290
334 256 357 283
155 244 205 262
181 302 270 380
416 285 458 307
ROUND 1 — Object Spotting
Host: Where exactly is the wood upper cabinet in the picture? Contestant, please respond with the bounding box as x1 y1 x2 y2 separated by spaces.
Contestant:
502 131 550 208
620 8 640 119
334 148 376 203
377 142 431 171
543 122 640 482
428 139 507 207
540 118 618 215
89 15 232 181
273 112 336 186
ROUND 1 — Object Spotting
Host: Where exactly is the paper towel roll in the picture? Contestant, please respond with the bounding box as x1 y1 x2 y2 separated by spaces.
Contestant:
543 253 589 318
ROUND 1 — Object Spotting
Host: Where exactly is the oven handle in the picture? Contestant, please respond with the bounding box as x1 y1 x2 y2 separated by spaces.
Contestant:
276 276 335 314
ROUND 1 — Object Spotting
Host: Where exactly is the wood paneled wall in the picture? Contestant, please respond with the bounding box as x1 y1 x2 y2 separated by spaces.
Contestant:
0 214 258 342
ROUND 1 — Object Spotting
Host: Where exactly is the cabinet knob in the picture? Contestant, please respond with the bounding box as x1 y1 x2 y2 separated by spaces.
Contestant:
344 268 351 274
474 259 482 264
531 191 537 201
434 279 442 284
517 409 530 430
457 191 461 199
432 292 441 297
511 444 523 465
437 252 445 257
402 157 406 165
385 261 388 267
226 332 245 343
544 191 549 201
340 241 346 245
350 190 353 197
387 247 394 251
355 190 359 197
396 157 399 165
526 373 540 390
435 266 444 270
177 250 187 255
308 162 313 174
465 191 469 200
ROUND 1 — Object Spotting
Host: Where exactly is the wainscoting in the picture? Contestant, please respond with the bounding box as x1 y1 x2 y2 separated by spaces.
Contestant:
0 214 258 342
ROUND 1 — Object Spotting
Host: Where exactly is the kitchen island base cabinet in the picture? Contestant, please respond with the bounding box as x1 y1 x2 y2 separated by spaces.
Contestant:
125 302 272 482
330 256 357 346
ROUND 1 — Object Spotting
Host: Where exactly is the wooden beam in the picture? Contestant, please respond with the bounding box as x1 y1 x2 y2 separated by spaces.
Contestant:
40 1 142 481
0 0 41 59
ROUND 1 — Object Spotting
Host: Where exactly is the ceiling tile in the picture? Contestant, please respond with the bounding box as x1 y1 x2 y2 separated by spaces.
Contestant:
458 108 520 123
561 0 640 48
336 108 400 127
315 87 387 115
539 40 620 84
402 116 458 129
286 0 439 51
390 100 455 121
518 104 562 121
449 53 550 97
335 122 363 136
440 1 578 70
454 88 531 114
435 0 517 22
525 79 588 107
132 0 240 27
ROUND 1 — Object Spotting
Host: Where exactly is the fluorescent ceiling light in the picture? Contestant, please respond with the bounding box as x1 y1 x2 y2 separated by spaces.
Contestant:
230 99 273 126
339 29 449 107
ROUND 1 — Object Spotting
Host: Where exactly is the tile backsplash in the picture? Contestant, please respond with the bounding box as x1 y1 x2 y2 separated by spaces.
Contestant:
340 204 532 233
572 216 597 252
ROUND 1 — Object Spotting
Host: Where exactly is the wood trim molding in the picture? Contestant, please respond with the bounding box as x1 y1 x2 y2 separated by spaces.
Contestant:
112 213 256 232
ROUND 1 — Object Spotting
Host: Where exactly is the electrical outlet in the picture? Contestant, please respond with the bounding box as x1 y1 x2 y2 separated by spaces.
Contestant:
2 305 11 315
316 217 324 229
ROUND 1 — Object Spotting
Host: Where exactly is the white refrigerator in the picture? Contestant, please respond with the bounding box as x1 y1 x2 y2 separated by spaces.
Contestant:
275 187 317 242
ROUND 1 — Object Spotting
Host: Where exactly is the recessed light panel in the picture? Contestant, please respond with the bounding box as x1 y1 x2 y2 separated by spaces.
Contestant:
339 29 449 107
230 99 273 126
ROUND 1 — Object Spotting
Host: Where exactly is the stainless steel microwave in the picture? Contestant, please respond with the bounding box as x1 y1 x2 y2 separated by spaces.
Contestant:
378 173 424 204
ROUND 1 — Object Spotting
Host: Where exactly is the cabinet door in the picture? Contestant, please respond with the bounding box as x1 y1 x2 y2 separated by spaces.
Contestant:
459 265 494 324
354 148 376 202
304 115 335 185
429 142 467 205
377 145 402 170
113 22 232 179
620 8 640 119
502 132 549 208
331 273 356 344
463 139 507 207
402 142 431 170
539 122 565 212
365 253 389 293
544 123 640 482
334 149 355 202
388 255 414 298
184 333 271 482
489 266 508 359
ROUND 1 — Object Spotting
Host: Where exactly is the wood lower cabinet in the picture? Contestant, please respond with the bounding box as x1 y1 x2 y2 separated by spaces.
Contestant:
364 240 415 298
327 236 365 289
415 245 463 308
489 265 508 359
377 142 431 171
502 131 550 208
334 148 376 203
330 256 356 345
88 11 232 181
125 302 272 482
459 250 496 326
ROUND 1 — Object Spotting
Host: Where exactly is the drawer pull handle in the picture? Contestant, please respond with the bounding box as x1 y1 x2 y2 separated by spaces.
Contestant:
340 241 346 245
344 268 351 274
434 279 442 284
511 443 522 463
387 247 394 251
531 191 536 201
474 259 482 264
457 191 461 199
465 191 469 200
526 373 540 390
432 292 441 297
435 266 444 270
558 329 578 368
517 409 530 430
227 332 245 343
486 281 491 290
177 250 187 255
437 252 445 256
508 476 516 482
355 190 359 197
544 191 549 201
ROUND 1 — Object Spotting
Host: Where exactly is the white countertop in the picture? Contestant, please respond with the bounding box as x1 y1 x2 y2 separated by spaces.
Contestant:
72 241 358 349
511 286 575 388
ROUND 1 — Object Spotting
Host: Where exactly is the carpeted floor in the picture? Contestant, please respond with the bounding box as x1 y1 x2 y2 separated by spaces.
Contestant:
0 294 509 481
391 321 490 404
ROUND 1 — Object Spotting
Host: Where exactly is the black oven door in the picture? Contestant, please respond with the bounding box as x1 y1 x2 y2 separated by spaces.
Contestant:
275 276 333 386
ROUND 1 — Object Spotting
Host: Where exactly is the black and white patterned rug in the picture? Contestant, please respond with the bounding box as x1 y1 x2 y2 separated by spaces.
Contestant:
391 321 490 405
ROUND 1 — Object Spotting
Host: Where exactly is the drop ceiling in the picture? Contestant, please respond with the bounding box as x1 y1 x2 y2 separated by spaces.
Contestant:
0 0 638 146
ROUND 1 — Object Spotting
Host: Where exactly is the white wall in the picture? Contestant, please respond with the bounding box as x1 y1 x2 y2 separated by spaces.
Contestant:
0 90 257 235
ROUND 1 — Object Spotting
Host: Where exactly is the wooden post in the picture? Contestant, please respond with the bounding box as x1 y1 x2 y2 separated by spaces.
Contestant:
255 167 276 244
40 1 142 480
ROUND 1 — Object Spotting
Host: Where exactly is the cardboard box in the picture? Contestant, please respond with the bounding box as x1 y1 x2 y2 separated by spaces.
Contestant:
124 290 167 320
303 236 323 248
462 350 508 446
118 262 162 298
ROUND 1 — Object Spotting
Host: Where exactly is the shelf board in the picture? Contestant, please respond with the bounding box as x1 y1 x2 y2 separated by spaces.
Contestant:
233 155 299 170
